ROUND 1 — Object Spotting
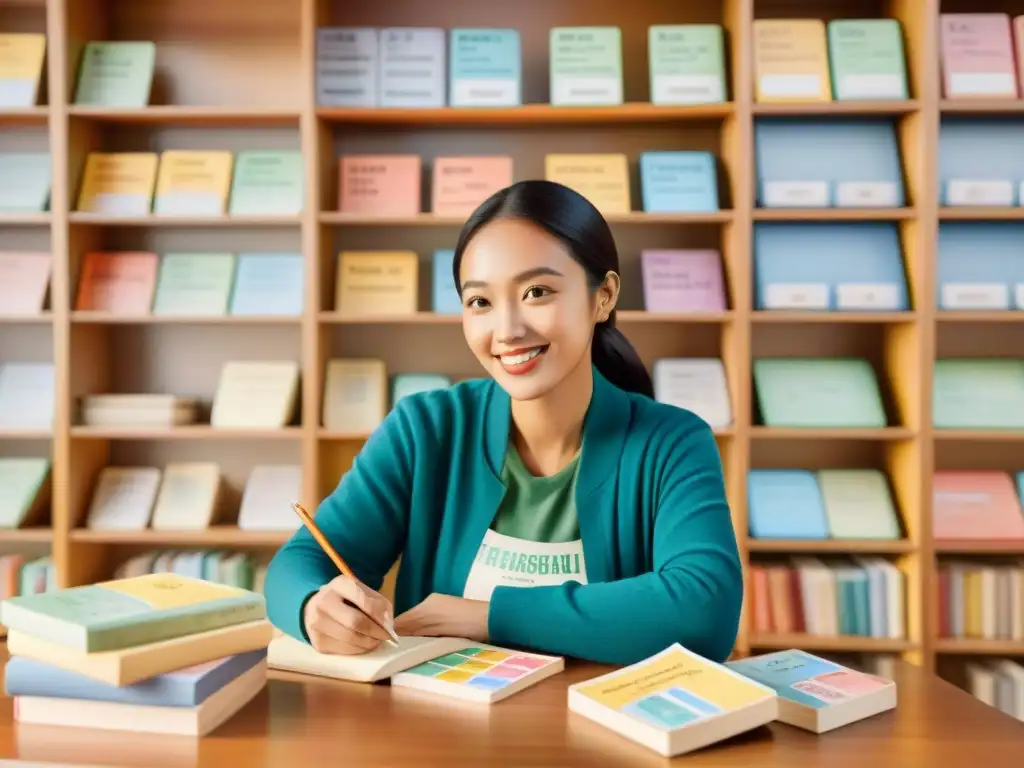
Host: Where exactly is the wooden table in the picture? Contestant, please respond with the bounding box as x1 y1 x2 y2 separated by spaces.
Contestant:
0 656 1021 766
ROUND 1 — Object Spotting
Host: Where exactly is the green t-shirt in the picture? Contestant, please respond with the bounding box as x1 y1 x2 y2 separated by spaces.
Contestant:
491 443 581 543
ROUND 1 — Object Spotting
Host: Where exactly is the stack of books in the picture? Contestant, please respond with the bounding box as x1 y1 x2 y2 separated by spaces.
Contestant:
0 572 274 736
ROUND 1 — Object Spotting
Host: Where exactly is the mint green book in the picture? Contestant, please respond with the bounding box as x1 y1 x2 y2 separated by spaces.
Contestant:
0 153 50 212
933 358 1024 429
73 41 156 107
0 457 50 529
816 469 901 539
648 25 726 104
228 151 304 215
0 571 266 652
827 20 908 100
753 358 888 428
549 27 623 105
151 253 235 316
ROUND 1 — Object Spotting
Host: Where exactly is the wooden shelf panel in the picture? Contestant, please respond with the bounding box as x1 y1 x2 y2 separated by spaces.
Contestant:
935 639 1024 655
748 539 915 554
940 99 1024 114
933 430 1024 442
938 208 1024 221
0 107 48 125
69 313 301 326
750 634 916 653
751 312 916 324
0 528 53 543
749 427 916 441
317 102 735 125
934 540 1024 555
0 313 52 325
752 208 916 221
752 100 919 116
936 312 1024 324
69 527 293 547
69 427 303 440
319 211 734 226
67 106 301 125
68 214 302 227
318 310 733 325
0 213 50 226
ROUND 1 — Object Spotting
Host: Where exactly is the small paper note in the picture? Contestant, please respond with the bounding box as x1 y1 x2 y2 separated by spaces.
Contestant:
940 14 1018 98
640 250 726 312
323 359 387 433
827 20 908 100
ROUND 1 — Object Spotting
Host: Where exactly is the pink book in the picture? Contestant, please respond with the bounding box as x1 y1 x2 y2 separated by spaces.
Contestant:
431 156 513 217
338 155 421 216
75 251 159 314
940 14 1019 98
640 250 726 312
0 252 51 315
932 471 1024 540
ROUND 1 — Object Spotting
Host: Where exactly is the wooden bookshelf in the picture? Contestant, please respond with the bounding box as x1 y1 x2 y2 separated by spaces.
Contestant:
0 0 1022 681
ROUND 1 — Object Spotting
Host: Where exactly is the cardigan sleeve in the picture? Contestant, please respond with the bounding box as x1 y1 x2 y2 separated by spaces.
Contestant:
487 417 743 665
262 400 417 643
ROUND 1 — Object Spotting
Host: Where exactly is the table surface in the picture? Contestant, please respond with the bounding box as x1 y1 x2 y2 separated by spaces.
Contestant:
0 650 1022 767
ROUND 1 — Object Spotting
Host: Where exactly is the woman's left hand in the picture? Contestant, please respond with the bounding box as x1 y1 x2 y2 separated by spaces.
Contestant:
393 593 490 642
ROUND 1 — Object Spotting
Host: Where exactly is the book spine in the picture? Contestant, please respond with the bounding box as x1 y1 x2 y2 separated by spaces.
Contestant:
86 599 266 652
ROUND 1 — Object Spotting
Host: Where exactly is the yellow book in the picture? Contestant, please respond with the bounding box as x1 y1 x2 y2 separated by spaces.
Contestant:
752 19 831 102
568 643 778 757
0 34 46 107
76 152 159 215
335 250 418 316
544 153 630 214
153 150 234 216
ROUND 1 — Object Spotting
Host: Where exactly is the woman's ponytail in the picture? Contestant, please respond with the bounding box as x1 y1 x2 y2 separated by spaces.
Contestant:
592 314 654 398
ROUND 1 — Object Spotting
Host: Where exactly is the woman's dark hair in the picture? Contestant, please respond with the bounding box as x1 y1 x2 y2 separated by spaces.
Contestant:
452 179 654 398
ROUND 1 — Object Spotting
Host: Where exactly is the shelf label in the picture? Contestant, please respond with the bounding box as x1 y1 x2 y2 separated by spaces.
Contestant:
940 283 1010 310
763 181 829 207
837 73 905 99
836 283 900 310
763 283 829 309
835 181 900 208
946 179 1014 206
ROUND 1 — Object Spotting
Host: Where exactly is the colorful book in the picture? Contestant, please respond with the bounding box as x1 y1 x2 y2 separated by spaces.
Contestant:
229 253 304 316
151 253 235 316
544 153 630 214
817 469 902 540
747 469 829 539
567 643 777 758
933 358 1024 429
753 358 888 428
315 27 378 107
651 358 732 428
752 19 831 102
339 155 421 216
377 27 446 107
75 251 159 314
639 151 718 213
449 29 521 107
939 14 1018 98
153 151 233 216
0 252 51 316
0 34 46 107
727 650 896 733
335 251 418 315
826 20 908 100
549 27 623 105
647 25 726 105
73 41 156 107
932 471 1024 540
0 571 267 653
76 153 159 215
228 151 304 215
640 249 725 311
0 152 51 212
431 156 512 217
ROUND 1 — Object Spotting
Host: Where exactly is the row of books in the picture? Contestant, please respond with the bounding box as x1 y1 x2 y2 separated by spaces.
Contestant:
967 660 1024 723
938 561 1024 641
0 554 53 600
114 552 268 594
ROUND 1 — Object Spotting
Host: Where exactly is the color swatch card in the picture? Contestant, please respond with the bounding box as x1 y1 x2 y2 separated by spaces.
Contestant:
549 27 623 105
747 470 829 539
151 253 235 316
568 644 777 758
449 29 521 107
754 222 908 311
210 361 300 429
335 251 418 316
0 153 51 212
933 358 1024 429
392 645 564 704
817 469 901 540
432 249 461 314
431 156 512 216
83 466 161 531
752 20 831 102
76 153 158 215
378 27 446 107
639 151 718 213
0 253 51 316
0 34 46 107
545 154 630 214
652 358 731 428
932 471 1024 540
153 151 233 216
936 222 1024 310
647 25 726 104
229 253 304 316
392 373 452 405
826 20 908 100
938 119 1023 206
640 249 726 312
73 41 156 107
75 251 159 314
316 27 378 107
322 358 387 434
939 14 1018 98
339 155 421 216
237 465 302 531
755 120 904 208
228 151 304 215
754 358 888 428
726 650 896 733
0 363 54 430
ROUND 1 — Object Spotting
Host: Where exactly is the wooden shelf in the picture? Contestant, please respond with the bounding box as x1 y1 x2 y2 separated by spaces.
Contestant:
932 430 1024 442
67 106 301 125
0 107 49 125
752 100 919 116
940 99 1024 114
68 214 302 227
0 312 53 324
69 426 303 441
317 102 734 125
748 427 915 441
936 312 1024 323
318 310 732 325
749 634 917 653
70 527 292 547
70 312 301 325
319 211 734 226
0 528 53 543
938 207 1024 220
935 639 1024 656
747 539 916 554
934 540 1024 555
752 207 916 221
751 311 916 324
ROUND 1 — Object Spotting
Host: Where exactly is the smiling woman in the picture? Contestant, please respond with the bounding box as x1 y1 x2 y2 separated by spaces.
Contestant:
262 179 744 667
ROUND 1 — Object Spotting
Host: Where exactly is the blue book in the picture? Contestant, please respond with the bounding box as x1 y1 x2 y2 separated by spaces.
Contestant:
726 649 896 733
938 118 1024 206
449 29 521 107
753 222 908 312
432 249 462 314
229 253 304 316
754 119 904 208
936 222 1024 310
747 470 829 539
4 649 266 706
639 151 718 213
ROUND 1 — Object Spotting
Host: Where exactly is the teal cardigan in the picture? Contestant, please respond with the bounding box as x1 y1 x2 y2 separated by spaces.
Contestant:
263 367 743 665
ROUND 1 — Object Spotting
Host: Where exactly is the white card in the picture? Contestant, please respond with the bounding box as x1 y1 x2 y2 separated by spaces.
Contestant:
835 182 900 208
763 181 829 207
946 180 1014 207
940 283 1009 310
836 283 900 310
758 74 821 99
763 283 829 310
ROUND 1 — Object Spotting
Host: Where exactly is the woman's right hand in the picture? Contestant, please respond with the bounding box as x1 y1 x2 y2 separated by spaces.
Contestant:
303 574 395 655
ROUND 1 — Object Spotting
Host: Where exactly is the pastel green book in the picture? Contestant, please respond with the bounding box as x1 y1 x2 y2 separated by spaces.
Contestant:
816 469 901 539
73 41 155 107
827 20 908 100
0 571 266 652
648 25 726 104
0 152 50 212
228 151 304 215
933 358 1024 429
549 27 623 105
151 253 235 316
0 457 50 529
753 358 888 428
